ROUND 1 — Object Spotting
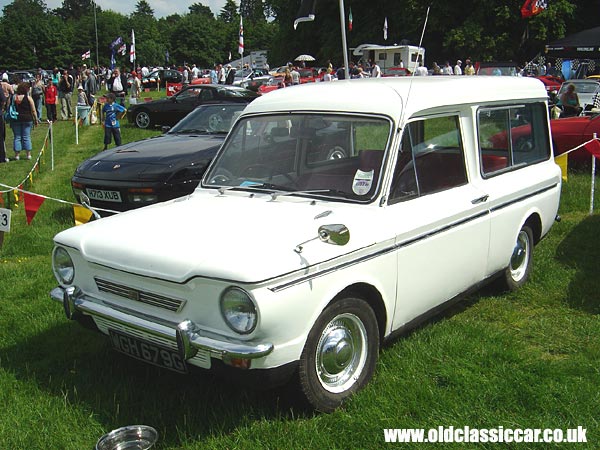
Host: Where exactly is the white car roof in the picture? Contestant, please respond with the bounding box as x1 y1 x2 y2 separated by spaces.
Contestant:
243 76 548 121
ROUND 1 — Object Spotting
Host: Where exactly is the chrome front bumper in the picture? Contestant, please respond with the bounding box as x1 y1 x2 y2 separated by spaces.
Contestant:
50 286 274 361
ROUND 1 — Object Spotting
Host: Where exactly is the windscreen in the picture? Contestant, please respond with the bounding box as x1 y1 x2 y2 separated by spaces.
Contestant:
204 113 391 202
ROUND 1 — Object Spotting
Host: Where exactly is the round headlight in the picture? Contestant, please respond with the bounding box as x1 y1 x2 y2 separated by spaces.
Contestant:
220 287 257 334
52 246 75 285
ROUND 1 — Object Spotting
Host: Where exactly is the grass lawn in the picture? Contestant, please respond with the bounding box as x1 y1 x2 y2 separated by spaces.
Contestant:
0 104 599 449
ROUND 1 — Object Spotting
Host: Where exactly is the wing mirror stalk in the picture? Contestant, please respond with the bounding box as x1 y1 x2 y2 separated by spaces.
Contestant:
294 224 350 254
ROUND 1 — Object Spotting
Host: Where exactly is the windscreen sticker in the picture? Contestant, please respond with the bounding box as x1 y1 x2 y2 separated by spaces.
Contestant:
352 169 374 195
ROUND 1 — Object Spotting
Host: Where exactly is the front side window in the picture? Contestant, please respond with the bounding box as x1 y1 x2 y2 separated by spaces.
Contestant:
203 114 391 202
389 115 467 203
478 103 550 176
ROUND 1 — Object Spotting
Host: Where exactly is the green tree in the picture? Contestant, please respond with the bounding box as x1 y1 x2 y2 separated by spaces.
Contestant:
55 0 95 21
218 0 238 24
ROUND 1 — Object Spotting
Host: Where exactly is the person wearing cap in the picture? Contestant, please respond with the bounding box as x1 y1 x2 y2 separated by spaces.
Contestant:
454 60 463 75
1 72 13 101
76 84 91 125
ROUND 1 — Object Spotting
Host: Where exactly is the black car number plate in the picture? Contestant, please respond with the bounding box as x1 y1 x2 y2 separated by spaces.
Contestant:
109 329 187 373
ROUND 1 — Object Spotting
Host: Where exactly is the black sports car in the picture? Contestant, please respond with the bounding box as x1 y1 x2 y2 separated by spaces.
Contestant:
72 103 247 216
127 84 259 129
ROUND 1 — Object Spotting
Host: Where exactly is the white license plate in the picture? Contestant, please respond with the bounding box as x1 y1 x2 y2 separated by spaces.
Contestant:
86 188 122 203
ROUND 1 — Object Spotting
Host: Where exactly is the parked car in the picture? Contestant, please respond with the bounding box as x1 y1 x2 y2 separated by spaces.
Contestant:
51 77 561 412
127 84 258 129
71 103 246 216
258 76 284 95
381 67 411 77
298 68 317 83
140 69 183 89
476 61 520 76
550 113 600 165
8 70 35 84
556 79 600 109
535 75 564 102
232 68 272 87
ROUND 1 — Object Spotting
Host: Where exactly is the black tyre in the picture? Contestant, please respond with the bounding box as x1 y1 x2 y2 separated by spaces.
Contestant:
298 297 379 412
501 225 534 291
134 110 152 129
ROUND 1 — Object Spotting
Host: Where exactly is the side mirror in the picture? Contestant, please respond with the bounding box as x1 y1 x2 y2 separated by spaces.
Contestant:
295 224 350 253
318 224 350 246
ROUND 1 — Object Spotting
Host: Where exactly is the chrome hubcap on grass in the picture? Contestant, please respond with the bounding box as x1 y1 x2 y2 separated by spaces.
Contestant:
315 313 368 393
510 230 530 282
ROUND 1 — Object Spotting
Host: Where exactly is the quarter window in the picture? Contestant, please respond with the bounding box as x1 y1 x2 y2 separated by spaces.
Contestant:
478 103 550 175
389 115 467 203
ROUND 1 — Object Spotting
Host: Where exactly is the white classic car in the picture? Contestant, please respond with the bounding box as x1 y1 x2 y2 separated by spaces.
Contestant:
51 76 562 412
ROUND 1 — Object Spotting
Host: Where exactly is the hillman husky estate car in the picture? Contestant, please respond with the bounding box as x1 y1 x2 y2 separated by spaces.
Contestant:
51 77 561 412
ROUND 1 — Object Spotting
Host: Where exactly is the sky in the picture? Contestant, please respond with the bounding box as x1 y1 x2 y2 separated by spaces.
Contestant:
0 0 229 18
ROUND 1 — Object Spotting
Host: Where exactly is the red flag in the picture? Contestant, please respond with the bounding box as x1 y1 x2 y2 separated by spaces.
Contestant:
521 0 547 18
584 139 600 158
24 192 45 225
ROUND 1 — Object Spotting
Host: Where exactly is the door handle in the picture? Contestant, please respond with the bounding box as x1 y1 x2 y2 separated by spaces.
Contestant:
471 194 489 204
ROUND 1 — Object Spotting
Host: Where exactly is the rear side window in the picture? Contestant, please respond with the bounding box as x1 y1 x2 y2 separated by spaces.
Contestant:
389 115 467 203
478 103 550 176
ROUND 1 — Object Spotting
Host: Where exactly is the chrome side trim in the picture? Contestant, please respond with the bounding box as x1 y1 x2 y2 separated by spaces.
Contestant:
50 287 273 360
270 182 559 292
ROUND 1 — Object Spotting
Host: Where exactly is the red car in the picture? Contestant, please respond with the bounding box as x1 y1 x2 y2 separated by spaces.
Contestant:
535 75 564 101
381 67 412 77
550 114 600 165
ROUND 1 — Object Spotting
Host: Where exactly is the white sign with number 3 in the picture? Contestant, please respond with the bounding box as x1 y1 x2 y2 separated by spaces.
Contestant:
0 208 11 232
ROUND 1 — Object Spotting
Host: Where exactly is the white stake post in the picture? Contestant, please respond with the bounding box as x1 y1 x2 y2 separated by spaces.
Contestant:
75 103 79 145
590 133 597 215
50 120 54 171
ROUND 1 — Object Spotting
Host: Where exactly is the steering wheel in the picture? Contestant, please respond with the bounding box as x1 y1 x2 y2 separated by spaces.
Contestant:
326 146 347 160
208 113 224 131
208 168 234 185
514 137 533 153
240 163 298 187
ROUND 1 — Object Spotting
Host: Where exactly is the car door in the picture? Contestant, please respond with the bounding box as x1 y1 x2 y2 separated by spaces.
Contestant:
169 87 202 123
387 115 490 329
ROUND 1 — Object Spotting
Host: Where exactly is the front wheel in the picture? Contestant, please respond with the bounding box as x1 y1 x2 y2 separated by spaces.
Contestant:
298 297 379 412
134 110 152 129
501 225 534 291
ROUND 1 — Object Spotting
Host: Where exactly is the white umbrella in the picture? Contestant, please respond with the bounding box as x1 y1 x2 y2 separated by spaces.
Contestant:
295 54 316 62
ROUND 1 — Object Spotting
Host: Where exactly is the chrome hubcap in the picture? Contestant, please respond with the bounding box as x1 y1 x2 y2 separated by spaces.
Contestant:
315 313 367 393
510 230 529 281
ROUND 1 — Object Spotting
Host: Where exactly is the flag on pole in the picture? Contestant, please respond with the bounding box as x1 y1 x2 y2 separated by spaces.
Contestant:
165 50 170 63
130 29 136 63
294 0 317 29
238 16 244 55
348 8 353 31
383 17 388 41
110 36 123 49
521 0 548 18
228 51 232 61
118 43 126 56
81 49 91 60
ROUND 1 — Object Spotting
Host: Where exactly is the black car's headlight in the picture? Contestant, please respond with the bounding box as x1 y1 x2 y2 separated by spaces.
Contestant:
220 287 257 334
52 246 75 286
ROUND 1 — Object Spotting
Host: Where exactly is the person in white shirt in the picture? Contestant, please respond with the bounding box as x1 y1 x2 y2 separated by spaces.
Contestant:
415 63 428 76
371 63 381 78
454 60 463 75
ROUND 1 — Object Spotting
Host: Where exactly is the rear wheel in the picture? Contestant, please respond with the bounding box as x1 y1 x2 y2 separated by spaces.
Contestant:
298 297 379 412
134 110 152 129
501 225 534 291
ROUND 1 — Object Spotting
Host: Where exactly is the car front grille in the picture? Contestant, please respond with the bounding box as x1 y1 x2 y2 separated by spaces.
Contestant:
95 277 186 313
